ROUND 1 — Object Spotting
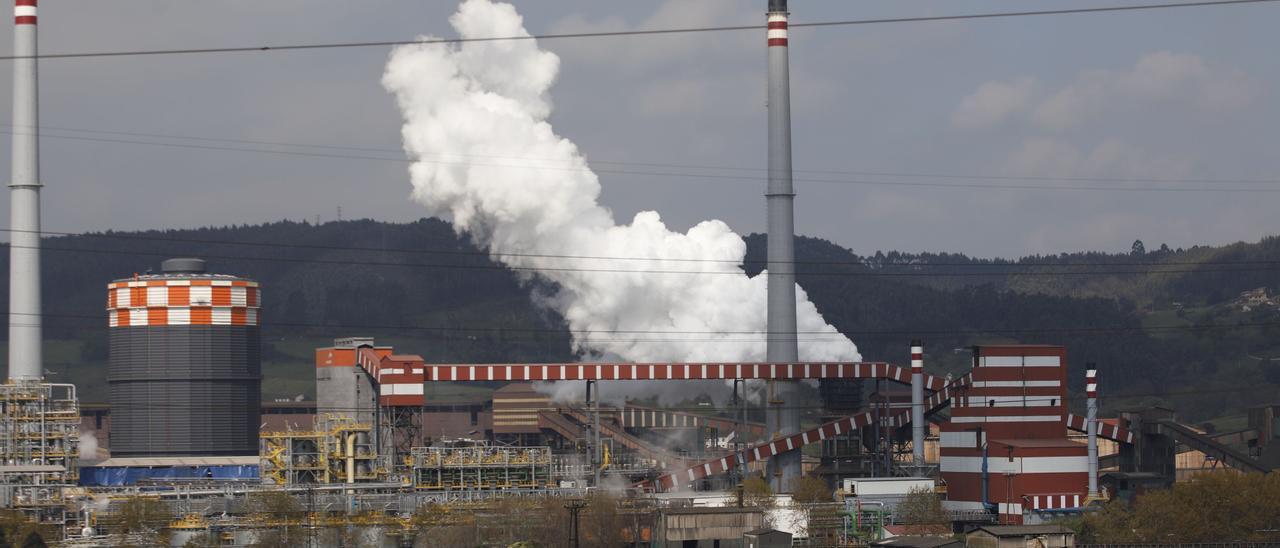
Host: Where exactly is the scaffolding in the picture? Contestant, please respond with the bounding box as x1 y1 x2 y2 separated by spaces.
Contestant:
260 415 383 485
410 445 551 490
0 381 80 525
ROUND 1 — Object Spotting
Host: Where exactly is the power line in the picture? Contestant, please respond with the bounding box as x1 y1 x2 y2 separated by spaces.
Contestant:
9 122 1280 186
11 129 1280 193
23 242 1280 278
21 311 1279 339
1 0 1274 61
8 227 1279 270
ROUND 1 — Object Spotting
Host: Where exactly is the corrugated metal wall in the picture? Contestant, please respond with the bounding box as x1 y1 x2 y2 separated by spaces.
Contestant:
108 326 261 456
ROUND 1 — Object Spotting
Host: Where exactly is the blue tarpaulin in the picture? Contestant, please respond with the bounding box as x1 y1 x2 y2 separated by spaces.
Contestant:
79 464 258 486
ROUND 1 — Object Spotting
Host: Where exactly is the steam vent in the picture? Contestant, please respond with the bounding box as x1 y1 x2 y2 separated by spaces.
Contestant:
106 258 261 457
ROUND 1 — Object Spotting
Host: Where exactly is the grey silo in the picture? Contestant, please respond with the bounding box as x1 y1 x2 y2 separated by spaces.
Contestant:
107 259 262 457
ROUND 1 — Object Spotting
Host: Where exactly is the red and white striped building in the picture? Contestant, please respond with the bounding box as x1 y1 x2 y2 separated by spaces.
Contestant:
314 339 426 410
940 345 1088 524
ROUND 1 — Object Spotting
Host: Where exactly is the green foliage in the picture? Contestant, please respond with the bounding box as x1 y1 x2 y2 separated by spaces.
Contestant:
1082 472 1280 543
0 510 53 548
741 475 776 509
4 219 1279 422
244 490 304 521
895 487 950 535
791 476 833 504
105 496 173 547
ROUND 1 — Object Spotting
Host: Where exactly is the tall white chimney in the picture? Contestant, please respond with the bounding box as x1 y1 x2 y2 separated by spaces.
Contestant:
8 0 42 382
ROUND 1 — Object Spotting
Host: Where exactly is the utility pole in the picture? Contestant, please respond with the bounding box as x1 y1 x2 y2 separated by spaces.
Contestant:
565 499 587 548
586 380 601 487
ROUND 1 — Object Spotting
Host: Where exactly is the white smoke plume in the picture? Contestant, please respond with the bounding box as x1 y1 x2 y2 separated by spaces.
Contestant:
79 430 101 463
383 0 859 368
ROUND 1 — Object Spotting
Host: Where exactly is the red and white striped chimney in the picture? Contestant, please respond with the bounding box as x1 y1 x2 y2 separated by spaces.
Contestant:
911 340 925 467
1086 363 1099 498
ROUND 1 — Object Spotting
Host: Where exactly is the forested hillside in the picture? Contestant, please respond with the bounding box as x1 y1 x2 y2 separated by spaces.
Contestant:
1 219 1277 424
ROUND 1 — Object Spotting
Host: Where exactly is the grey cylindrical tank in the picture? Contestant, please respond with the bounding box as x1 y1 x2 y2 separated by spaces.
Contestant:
107 259 261 456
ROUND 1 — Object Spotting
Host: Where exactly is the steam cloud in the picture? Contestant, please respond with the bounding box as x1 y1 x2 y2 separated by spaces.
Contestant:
383 0 859 369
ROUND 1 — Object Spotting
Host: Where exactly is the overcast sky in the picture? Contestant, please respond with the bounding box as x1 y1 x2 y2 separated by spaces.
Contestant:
1 0 1276 258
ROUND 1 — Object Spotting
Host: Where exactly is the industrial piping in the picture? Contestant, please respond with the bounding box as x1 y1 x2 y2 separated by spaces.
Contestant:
911 340 925 467
8 0 41 382
1086 363 1099 498
764 0 802 491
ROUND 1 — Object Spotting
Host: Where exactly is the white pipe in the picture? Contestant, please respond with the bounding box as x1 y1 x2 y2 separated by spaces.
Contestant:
346 433 355 485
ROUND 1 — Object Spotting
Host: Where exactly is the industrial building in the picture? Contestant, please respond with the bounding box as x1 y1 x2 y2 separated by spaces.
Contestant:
106 258 262 457
0 0 83 530
7 0 1280 544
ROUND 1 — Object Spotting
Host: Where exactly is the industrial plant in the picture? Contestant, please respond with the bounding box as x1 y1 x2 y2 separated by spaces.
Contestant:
2 0 1278 546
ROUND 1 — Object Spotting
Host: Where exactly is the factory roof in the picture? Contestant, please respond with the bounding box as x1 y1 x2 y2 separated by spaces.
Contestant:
93 456 259 467
872 536 962 548
659 506 763 515
988 438 1085 448
971 525 1074 537
0 464 65 473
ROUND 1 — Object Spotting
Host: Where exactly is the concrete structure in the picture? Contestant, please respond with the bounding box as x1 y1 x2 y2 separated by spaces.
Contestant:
842 477 935 511
8 0 42 383
939 346 1087 524
965 525 1075 548
315 337 388 426
107 259 261 456
872 537 962 548
315 338 429 466
743 528 792 548
764 0 801 491
654 506 765 548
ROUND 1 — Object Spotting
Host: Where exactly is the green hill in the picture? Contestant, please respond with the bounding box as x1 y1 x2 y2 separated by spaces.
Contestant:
1 219 1277 424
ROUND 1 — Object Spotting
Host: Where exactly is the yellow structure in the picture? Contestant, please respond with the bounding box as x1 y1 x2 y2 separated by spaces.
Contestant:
260 414 383 485
410 445 551 490
0 381 80 525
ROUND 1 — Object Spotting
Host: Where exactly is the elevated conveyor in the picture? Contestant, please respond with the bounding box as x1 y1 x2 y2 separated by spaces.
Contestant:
422 362 946 389
645 372 971 491
1152 419 1272 474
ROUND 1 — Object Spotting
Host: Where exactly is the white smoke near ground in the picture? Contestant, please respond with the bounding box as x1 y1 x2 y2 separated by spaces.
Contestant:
383 1 859 388
78 430 101 463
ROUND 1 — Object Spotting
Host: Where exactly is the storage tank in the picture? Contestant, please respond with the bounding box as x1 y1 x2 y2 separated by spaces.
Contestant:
107 258 261 456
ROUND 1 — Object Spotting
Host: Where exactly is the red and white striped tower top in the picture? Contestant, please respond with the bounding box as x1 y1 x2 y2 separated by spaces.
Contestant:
14 0 35 25
911 342 924 374
1086 366 1097 399
767 12 787 47
107 276 261 327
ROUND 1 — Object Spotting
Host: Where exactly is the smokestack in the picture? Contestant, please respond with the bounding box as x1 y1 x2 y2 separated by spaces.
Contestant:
911 340 925 467
764 0 801 490
1086 363 1099 498
8 0 41 382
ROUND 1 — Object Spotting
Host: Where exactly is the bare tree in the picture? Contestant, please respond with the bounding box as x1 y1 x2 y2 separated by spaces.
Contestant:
895 487 950 535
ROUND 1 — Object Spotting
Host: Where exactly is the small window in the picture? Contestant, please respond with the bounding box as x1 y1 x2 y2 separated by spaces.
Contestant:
1051 398 1057 407
989 399 996 407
